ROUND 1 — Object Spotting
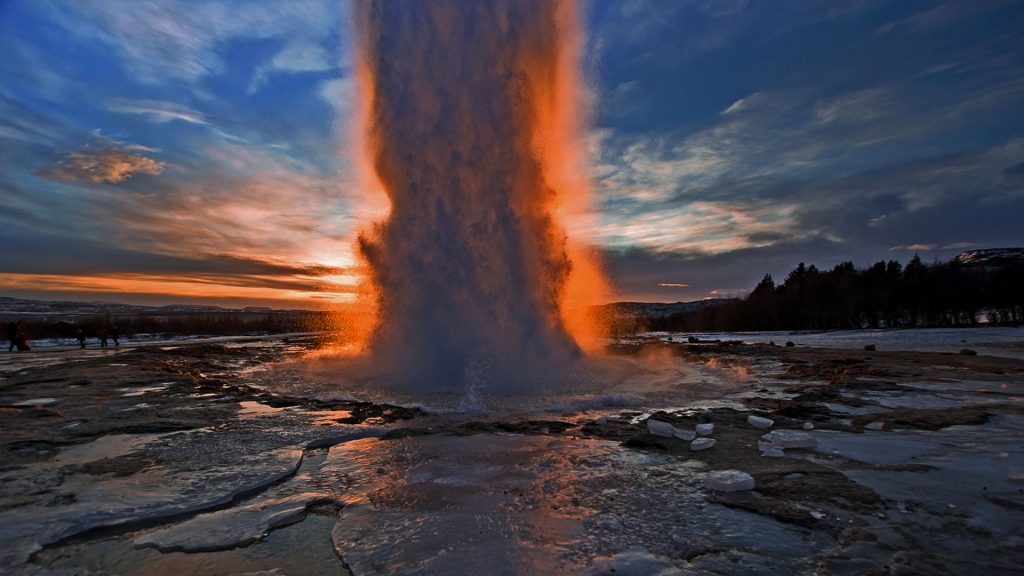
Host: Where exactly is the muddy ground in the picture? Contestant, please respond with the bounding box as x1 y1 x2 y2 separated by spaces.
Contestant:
1 336 1022 575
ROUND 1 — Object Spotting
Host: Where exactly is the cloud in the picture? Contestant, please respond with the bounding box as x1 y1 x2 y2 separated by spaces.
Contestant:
656 283 688 287
48 0 340 85
709 288 745 295
889 244 936 252
37 132 164 183
589 58 1024 259
106 98 208 125
249 41 334 94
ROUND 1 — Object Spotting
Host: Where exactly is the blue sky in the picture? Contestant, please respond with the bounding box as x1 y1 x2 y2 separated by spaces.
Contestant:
1 0 1023 307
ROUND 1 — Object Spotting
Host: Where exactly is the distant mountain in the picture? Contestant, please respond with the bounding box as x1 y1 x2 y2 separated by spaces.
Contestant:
0 297 305 317
955 248 1024 268
593 299 738 319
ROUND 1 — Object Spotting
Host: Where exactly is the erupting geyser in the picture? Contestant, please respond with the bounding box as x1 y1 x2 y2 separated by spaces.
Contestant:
348 0 610 392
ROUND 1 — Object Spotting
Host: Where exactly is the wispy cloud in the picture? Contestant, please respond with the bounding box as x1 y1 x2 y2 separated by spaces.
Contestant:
106 98 208 125
37 132 164 183
48 0 339 85
249 41 334 94
889 244 936 252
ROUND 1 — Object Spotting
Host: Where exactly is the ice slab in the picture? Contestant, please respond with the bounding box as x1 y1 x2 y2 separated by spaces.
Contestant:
762 430 816 449
704 470 755 492
747 415 774 429
12 398 58 406
696 423 714 436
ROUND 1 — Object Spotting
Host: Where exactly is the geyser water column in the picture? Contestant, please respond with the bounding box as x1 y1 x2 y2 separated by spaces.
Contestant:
352 0 610 392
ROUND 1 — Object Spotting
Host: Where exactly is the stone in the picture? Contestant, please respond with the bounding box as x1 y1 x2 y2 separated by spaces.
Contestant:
704 470 755 492
802 422 814 430
1009 467 1024 482
673 428 696 441
960 348 977 356
696 423 714 436
646 419 676 438
864 344 876 351
762 430 816 449
761 448 784 458
864 421 885 431
747 415 774 429
690 438 716 451
785 341 795 347
135 492 330 552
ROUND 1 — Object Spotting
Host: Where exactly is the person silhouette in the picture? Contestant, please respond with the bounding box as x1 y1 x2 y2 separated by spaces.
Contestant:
6 321 16 352
77 329 86 349
99 327 108 348
110 325 120 346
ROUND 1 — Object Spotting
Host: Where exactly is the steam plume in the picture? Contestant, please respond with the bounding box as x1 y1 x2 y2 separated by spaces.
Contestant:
351 0 609 392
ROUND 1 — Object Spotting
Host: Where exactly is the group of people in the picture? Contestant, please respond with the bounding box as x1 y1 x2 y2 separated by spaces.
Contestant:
6 321 30 352
76 325 121 349
5 321 122 351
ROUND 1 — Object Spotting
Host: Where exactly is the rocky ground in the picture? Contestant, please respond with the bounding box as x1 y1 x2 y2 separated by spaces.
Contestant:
1 336 1022 575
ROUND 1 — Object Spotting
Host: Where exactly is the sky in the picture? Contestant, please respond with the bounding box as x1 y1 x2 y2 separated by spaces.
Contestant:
1 0 1023 308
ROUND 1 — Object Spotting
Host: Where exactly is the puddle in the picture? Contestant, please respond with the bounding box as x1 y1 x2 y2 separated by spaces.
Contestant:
238 401 290 419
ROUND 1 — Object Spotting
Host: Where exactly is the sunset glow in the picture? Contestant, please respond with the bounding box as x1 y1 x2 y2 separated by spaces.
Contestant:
2 1 1022 306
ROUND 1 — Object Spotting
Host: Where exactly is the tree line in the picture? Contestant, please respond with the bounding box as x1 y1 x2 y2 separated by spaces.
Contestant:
647 255 1024 332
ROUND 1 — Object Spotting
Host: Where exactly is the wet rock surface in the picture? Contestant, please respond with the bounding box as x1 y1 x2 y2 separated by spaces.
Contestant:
2 335 1023 574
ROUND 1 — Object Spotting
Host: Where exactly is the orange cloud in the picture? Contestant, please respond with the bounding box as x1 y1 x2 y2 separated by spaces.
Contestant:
656 282 689 287
38 135 164 183
0 272 359 308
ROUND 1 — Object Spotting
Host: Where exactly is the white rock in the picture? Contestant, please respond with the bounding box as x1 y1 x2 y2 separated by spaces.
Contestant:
696 423 715 436
646 419 676 437
761 448 785 458
690 438 716 451
704 469 755 492
762 430 816 449
747 415 774 429
802 422 814 430
864 421 885 431
673 428 696 441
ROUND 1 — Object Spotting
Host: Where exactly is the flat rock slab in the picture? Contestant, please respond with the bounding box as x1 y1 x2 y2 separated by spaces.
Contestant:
0 421 381 570
135 492 333 552
762 430 816 449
